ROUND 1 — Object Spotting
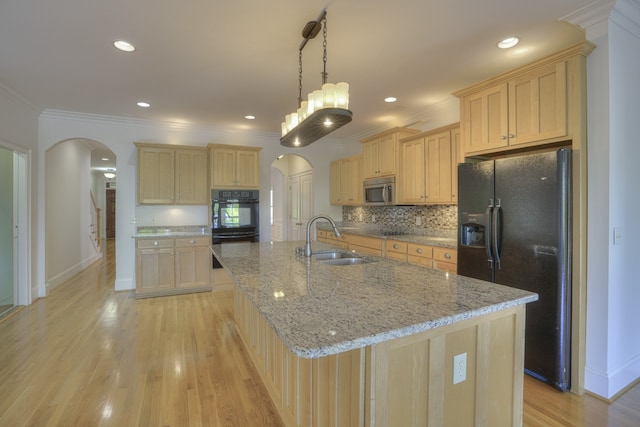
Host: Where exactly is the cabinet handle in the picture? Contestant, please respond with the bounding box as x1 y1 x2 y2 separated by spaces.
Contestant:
416 248 423 254
444 253 451 259
508 134 515 138
501 135 507 140
393 244 399 249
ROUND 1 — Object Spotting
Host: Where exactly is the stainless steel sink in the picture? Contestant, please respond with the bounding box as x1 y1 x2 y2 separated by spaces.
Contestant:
312 251 357 260
311 251 375 266
321 257 373 266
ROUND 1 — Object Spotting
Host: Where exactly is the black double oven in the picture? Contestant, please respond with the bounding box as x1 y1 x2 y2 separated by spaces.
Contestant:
211 189 260 268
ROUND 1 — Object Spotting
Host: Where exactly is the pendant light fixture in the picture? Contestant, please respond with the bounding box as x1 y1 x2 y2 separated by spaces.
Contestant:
280 9 352 148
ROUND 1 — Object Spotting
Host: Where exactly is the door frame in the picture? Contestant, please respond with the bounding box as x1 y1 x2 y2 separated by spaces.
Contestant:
1 139 31 307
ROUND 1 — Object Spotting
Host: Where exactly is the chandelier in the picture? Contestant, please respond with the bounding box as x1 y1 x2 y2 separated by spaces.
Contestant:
280 9 352 147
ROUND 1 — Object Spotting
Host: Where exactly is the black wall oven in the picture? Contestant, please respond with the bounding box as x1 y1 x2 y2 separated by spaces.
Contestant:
211 189 259 268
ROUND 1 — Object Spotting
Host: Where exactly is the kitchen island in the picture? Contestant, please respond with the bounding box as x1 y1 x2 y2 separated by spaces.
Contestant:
212 241 537 427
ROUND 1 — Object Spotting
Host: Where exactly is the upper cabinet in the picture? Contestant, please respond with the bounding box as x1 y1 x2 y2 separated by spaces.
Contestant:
398 124 460 205
136 143 208 205
360 127 419 179
329 155 363 206
209 144 262 189
454 44 593 157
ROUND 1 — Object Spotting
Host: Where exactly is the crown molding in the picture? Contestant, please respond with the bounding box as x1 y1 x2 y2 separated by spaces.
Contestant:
561 0 616 29
0 78 41 115
611 0 640 38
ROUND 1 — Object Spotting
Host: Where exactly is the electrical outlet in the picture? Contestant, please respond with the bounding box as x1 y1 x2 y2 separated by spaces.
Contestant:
130 216 139 224
347 213 352 221
372 214 376 223
415 216 422 226
453 352 467 384
359 213 363 222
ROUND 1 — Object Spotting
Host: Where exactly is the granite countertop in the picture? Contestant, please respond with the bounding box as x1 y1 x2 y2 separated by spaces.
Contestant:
212 241 537 358
132 225 211 239
316 222 458 248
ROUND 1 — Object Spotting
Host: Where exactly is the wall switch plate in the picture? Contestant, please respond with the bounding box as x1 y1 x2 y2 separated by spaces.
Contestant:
130 216 139 224
613 227 622 245
372 215 376 223
415 216 422 226
453 352 467 384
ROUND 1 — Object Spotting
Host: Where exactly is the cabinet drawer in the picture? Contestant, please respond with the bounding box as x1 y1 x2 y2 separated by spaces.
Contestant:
136 238 174 249
385 240 408 254
433 247 457 264
175 237 210 247
434 261 457 274
407 243 433 258
350 244 382 257
345 234 383 251
317 230 328 239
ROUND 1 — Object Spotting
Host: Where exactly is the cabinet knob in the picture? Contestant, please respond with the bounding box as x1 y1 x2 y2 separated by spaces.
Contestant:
501 135 507 140
153 241 158 246
508 134 515 138
393 244 399 249
416 248 423 254
190 239 196 244
444 253 451 259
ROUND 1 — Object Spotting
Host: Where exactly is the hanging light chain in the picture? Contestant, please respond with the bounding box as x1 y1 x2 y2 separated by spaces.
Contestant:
322 14 328 85
298 49 303 107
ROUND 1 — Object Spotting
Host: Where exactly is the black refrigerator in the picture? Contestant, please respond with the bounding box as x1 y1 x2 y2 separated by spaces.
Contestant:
457 149 571 391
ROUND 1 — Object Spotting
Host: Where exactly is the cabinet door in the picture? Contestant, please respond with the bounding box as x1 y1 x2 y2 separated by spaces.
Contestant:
399 138 426 204
210 148 237 188
329 160 342 205
175 245 210 288
339 158 351 204
508 61 567 146
329 160 341 205
362 140 379 179
136 248 175 292
175 149 208 204
350 155 363 205
235 149 260 188
377 135 398 176
451 127 460 203
426 130 453 203
462 83 508 155
138 147 175 204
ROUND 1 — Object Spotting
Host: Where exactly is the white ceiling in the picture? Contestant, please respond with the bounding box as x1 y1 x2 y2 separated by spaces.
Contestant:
0 0 608 170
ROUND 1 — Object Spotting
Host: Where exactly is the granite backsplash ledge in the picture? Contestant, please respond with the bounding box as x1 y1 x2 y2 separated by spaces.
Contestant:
342 205 457 234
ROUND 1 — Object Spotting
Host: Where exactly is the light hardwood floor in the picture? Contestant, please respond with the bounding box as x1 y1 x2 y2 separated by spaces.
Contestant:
0 240 638 426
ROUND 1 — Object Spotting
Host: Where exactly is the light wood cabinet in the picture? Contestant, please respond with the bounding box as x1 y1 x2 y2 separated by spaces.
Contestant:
136 146 175 204
329 155 363 206
136 143 208 205
343 233 383 256
456 59 568 157
361 127 419 179
316 229 348 248
329 159 342 205
407 242 434 268
135 237 211 298
175 149 208 204
209 144 261 189
234 285 525 427
385 239 408 262
175 237 211 289
433 246 457 273
399 124 459 204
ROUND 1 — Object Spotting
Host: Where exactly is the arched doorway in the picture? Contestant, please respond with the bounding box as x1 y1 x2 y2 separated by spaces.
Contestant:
271 155 313 242
44 138 116 290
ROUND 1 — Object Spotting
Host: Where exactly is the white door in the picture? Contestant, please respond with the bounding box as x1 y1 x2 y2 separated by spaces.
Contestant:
288 171 313 242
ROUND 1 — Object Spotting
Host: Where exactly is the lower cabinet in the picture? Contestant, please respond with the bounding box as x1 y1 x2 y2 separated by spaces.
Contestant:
234 287 526 427
387 239 458 273
135 237 212 298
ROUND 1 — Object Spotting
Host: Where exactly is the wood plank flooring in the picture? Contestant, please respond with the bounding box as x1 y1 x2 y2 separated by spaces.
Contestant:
0 239 638 426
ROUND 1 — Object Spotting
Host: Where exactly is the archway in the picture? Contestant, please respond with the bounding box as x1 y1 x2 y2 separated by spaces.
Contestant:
44 138 116 290
270 155 313 242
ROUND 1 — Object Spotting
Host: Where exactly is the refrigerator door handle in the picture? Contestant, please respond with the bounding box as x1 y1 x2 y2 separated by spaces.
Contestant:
485 200 494 269
493 199 502 270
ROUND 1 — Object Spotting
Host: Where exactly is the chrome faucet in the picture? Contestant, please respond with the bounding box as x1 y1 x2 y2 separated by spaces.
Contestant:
300 214 342 257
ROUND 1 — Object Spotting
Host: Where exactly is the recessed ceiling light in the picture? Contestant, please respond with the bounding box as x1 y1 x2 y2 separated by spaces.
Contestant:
245 115 256 120
137 101 150 108
498 37 519 49
384 97 397 103
113 40 135 52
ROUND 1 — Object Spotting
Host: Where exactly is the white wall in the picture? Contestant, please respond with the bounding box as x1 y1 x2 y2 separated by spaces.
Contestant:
0 147 13 306
585 0 640 399
37 112 349 292
45 139 101 288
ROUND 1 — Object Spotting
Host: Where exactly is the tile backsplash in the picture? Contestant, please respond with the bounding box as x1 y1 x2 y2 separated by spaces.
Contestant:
343 205 457 234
